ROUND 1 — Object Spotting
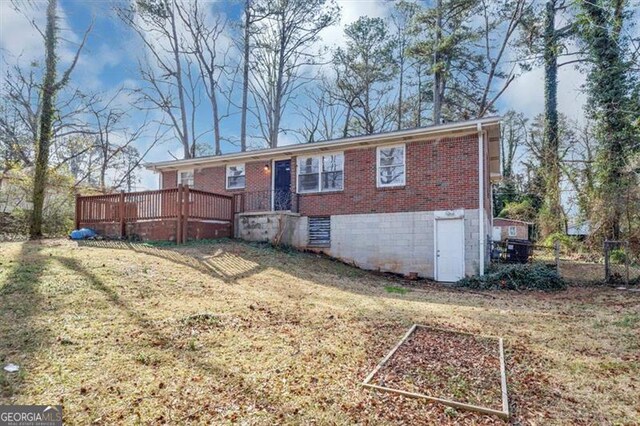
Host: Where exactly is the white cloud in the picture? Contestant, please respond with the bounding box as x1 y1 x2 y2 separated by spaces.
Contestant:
501 63 587 123
319 0 393 50
0 1 80 65
277 132 299 147
0 2 45 62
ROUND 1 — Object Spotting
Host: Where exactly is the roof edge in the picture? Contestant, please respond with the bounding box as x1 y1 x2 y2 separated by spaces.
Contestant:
145 116 501 171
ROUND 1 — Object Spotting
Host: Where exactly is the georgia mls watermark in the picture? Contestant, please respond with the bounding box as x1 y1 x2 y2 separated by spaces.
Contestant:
0 405 62 426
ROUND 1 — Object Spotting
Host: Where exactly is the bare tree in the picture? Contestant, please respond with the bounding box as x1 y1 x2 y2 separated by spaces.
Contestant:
296 83 344 143
236 0 272 152
476 0 532 117
250 0 340 148
117 0 195 159
176 1 232 156
88 91 150 191
561 120 596 226
1 61 95 171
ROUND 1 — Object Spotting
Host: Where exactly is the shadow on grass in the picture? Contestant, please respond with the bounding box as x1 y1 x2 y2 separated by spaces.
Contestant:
51 254 285 423
0 242 50 400
77 240 266 284
76 239 533 313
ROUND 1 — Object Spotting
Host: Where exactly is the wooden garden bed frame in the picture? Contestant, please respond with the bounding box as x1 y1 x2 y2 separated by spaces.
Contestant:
362 324 509 420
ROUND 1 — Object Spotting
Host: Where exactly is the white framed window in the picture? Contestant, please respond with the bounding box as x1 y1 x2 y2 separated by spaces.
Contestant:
508 226 517 237
177 170 194 187
377 144 405 187
226 164 246 189
297 153 344 193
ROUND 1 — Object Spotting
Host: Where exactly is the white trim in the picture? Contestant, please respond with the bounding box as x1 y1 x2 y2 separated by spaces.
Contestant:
176 169 194 186
145 117 501 171
296 152 344 194
225 163 246 190
376 144 406 188
477 124 485 276
434 209 464 219
158 171 163 189
433 215 465 282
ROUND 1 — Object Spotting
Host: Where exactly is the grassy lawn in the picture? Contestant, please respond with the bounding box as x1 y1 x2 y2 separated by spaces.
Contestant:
1 239 638 425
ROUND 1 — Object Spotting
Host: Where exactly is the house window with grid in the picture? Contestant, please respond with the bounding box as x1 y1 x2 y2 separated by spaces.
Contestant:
177 170 194 187
377 144 405 187
508 226 517 237
297 153 343 193
226 164 246 190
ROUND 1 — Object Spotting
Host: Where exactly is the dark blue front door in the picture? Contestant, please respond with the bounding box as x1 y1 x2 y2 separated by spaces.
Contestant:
273 160 291 210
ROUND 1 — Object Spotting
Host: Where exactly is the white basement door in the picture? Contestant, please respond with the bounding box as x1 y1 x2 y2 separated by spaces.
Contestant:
435 218 465 282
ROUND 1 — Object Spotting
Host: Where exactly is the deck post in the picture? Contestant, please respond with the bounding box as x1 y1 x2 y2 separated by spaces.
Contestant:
74 193 81 230
183 185 189 244
119 190 126 239
177 184 183 244
230 195 235 239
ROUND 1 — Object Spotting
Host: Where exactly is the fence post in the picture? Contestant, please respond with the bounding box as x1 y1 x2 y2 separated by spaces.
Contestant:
74 193 81 230
554 240 560 275
625 241 630 286
119 190 126 239
177 184 183 245
183 185 189 244
604 241 609 282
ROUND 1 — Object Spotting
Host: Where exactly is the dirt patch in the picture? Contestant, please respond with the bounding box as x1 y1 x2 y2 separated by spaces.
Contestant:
371 327 503 412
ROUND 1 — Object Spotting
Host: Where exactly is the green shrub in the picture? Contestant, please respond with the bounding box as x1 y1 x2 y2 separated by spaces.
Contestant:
455 263 567 291
498 199 537 222
542 232 579 251
609 248 627 265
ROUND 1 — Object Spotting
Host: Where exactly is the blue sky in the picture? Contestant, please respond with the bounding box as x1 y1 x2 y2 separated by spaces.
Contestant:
1 0 595 190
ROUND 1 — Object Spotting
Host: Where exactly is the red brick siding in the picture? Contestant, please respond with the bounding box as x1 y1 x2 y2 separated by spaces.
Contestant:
162 170 177 189
159 133 486 216
79 219 230 242
298 134 479 216
493 219 528 241
162 161 271 195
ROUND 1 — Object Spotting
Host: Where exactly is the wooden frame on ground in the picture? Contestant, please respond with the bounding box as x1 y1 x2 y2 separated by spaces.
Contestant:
361 324 509 420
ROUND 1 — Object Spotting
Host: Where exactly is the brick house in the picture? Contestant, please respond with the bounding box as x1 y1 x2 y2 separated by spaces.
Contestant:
492 218 530 241
146 117 502 281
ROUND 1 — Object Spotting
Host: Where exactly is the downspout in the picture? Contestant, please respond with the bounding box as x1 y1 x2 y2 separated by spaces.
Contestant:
477 123 485 276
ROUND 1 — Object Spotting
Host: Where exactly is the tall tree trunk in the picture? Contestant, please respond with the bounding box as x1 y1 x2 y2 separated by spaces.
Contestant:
397 41 404 130
240 0 251 152
417 64 423 127
210 78 222 155
169 0 191 159
30 0 59 239
342 106 351 138
541 0 563 236
270 12 287 148
432 0 443 124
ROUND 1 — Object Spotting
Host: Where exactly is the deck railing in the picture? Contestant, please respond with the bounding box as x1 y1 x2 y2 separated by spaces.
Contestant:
233 189 299 214
75 185 233 243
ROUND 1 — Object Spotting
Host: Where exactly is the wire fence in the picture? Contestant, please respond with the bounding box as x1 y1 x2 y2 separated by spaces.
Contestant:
604 241 640 285
490 238 640 286
490 239 559 272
